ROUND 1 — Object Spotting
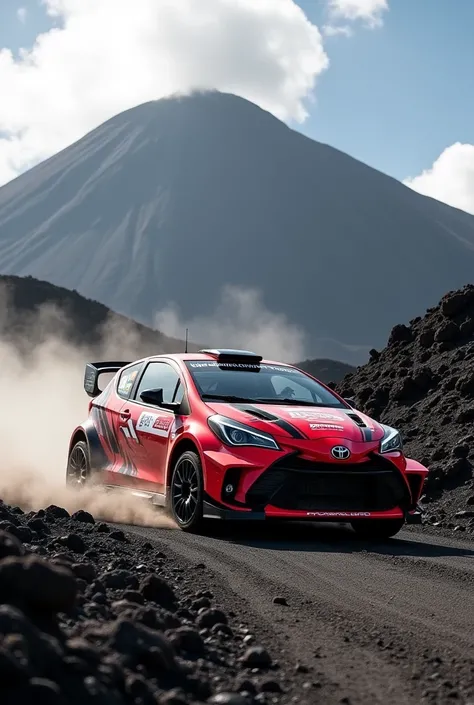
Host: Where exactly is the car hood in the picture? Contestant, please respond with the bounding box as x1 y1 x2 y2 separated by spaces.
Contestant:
204 402 385 442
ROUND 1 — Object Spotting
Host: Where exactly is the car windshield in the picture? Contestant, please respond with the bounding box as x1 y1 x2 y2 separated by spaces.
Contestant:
185 361 346 408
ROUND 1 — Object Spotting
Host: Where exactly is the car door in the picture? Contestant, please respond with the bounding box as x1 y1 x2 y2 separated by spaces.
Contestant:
124 361 185 493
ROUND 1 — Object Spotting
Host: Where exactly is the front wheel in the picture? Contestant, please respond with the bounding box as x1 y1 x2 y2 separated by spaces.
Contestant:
66 440 91 487
350 518 405 540
169 451 204 532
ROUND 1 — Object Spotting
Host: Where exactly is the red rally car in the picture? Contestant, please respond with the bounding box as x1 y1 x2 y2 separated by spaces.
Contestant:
66 349 428 538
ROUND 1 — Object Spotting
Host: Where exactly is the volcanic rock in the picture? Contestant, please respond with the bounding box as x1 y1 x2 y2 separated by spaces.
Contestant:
337 283 474 532
240 646 272 669
0 497 283 704
0 555 77 613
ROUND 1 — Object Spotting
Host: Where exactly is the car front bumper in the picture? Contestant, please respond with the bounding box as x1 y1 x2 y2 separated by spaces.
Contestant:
202 447 427 522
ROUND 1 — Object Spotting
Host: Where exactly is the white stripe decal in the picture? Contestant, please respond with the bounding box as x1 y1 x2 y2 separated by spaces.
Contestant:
127 418 139 442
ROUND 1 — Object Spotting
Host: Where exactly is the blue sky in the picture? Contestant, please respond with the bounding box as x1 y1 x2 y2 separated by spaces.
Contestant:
297 0 474 181
0 0 473 194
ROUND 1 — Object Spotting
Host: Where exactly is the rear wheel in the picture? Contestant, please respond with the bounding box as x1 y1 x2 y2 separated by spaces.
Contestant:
350 518 405 540
169 451 204 532
66 440 91 487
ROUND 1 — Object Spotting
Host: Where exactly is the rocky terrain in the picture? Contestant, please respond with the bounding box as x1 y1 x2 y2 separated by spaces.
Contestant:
336 283 474 535
1 496 472 705
0 498 291 705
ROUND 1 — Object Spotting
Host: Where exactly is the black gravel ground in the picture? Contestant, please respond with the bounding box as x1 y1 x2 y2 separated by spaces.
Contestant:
0 500 289 705
1 497 473 705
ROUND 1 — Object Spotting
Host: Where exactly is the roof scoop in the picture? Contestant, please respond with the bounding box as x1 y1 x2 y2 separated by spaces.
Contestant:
200 349 263 364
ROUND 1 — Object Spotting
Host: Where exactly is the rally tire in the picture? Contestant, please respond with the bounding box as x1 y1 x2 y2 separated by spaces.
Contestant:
350 518 405 540
169 451 204 532
66 440 91 488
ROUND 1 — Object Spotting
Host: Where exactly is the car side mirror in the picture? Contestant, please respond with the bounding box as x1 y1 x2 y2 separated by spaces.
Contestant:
140 388 180 411
140 388 164 406
344 397 356 407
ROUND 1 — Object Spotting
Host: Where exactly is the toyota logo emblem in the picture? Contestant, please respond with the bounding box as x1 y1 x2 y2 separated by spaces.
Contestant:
331 445 351 460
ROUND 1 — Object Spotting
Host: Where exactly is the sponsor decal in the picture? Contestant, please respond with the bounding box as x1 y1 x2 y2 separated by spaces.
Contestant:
189 362 299 374
136 412 173 437
306 511 371 517
286 409 345 422
309 423 344 431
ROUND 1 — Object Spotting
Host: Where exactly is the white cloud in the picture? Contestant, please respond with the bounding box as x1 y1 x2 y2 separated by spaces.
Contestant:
0 0 329 185
328 0 388 28
17 7 27 23
403 143 474 216
322 24 353 37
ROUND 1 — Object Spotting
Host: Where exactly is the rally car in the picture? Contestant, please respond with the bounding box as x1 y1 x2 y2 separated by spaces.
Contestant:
66 349 428 538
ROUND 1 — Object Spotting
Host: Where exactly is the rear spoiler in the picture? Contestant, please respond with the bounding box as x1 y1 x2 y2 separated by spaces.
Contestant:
84 361 132 398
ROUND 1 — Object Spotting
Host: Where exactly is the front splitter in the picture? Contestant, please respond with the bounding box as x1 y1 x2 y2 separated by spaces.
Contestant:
202 498 407 522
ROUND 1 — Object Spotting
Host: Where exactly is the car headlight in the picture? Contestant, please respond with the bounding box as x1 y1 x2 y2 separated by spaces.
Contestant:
208 414 280 450
380 424 403 453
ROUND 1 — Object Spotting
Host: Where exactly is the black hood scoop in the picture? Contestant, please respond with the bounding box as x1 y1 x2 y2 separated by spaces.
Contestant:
345 412 367 427
343 410 373 441
231 403 307 440
233 404 279 421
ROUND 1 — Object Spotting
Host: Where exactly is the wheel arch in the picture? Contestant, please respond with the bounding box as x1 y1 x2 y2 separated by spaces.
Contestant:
68 427 88 454
68 420 109 472
166 437 202 490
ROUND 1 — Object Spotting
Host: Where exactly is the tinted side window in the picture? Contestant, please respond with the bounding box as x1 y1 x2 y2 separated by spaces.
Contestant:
135 362 184 405
117 364 142 399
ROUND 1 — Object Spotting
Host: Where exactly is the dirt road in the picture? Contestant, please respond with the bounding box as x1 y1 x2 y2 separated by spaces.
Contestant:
123 521 474 704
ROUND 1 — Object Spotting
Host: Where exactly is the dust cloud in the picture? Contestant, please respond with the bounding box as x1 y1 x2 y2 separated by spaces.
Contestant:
0 293 174 528
154 284 307 363
0 284 306 525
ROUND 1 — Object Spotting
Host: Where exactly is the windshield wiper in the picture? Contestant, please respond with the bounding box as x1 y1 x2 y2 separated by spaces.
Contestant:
201 394 255 403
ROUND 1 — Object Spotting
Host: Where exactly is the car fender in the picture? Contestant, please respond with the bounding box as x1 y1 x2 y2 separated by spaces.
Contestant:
69 420 109 471
404 457 429 475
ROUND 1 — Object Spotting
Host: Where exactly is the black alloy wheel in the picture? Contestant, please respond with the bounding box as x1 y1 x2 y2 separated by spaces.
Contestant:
170 450 204 531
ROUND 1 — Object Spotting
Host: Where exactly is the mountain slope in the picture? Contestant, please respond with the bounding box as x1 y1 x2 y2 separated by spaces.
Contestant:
0 274 196 355
295 357 356 383
1 91 474 363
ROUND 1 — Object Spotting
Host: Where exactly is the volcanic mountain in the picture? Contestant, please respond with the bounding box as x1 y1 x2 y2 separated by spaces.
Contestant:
1 91 474 363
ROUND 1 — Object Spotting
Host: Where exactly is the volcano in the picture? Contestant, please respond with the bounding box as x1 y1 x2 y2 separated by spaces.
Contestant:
1 91 474 363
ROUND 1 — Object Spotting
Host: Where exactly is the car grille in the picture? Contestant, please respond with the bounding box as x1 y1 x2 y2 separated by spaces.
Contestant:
245 453 410 513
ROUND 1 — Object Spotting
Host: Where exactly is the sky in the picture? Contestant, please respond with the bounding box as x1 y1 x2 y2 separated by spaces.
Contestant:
0 0 473 214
